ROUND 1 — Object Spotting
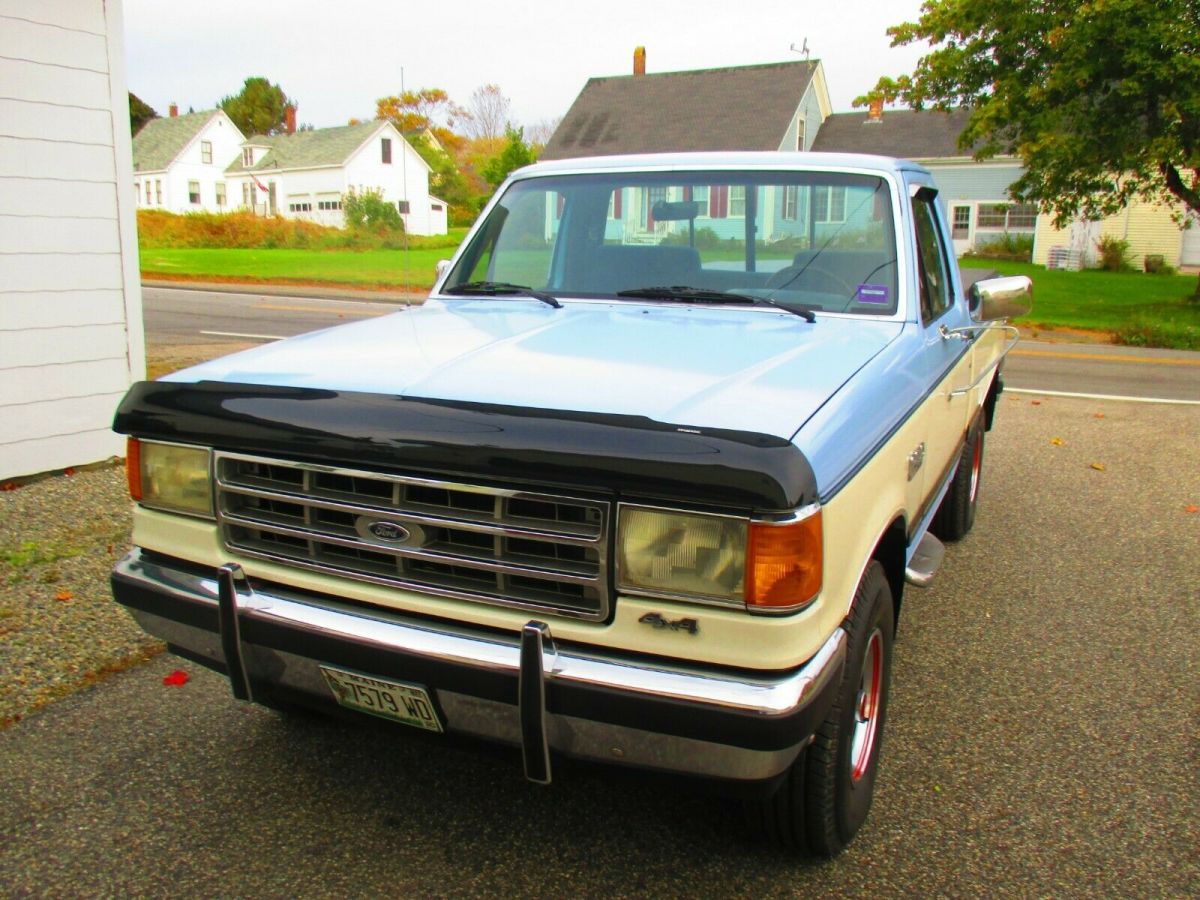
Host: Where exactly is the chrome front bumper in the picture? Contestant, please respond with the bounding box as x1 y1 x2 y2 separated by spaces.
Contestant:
112 550 846 783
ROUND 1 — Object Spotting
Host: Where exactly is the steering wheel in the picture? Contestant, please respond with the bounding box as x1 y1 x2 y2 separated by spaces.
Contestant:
766 264 855 297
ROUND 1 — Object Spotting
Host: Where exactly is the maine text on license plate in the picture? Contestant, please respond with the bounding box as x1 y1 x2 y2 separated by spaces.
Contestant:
318 666 442 732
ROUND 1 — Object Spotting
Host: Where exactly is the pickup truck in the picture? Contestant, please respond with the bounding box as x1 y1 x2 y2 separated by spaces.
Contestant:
111 152 1030 857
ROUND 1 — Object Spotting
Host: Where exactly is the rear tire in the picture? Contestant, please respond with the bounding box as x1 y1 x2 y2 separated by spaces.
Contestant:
746 561 895 857
931 418 985 542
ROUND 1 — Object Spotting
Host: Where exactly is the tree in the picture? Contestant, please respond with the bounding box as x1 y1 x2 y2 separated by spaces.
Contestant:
128 92 157 136
219 77 291 136
481 126 537 189
525 116 562 152
861 0 1200 290
375 88 465 134
464 84 511 142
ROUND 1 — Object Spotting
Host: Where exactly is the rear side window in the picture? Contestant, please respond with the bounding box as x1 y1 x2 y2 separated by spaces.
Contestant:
912 194 953 323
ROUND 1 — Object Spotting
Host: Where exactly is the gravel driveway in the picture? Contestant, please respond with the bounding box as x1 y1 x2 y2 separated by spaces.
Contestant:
1 392 1196 896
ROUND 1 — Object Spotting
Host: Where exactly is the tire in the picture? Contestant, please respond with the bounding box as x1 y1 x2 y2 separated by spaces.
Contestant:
931 418 985 542
746 561 895 857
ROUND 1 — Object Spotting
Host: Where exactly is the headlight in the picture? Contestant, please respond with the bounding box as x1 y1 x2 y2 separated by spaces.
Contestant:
127 439 213 518
618 508 746 602
617 505 823 611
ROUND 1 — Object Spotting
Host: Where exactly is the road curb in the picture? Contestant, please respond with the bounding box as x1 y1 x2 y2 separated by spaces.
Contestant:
142 279 426 304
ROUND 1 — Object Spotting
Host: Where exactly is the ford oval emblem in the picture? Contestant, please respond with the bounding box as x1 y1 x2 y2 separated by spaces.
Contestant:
367 521 410 542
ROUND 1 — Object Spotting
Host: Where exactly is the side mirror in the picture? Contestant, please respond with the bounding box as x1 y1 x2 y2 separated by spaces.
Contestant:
969 275 1032 321
435 259 451 281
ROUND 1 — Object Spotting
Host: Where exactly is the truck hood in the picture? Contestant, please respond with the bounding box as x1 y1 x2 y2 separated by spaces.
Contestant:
166 299 902 440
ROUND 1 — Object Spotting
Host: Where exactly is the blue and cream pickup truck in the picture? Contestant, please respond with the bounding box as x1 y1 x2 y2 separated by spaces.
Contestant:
111 152 1030 856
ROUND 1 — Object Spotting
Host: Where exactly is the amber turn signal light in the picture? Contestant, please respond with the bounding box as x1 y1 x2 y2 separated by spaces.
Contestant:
126 437 142 501
745 509 823 609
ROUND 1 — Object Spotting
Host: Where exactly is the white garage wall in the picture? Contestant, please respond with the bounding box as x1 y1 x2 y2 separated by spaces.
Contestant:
0 0 144 479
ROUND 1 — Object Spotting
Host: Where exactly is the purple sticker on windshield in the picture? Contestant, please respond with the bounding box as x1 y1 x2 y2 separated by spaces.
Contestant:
856 284 891 305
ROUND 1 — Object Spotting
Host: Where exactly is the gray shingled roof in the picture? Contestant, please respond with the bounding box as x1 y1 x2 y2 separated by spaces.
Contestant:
541 61 819 160
225 121 385 173
809 108 976 159
132 110 220 172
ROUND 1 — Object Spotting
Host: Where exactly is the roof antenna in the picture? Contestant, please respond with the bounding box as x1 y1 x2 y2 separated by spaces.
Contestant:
789 39 810 61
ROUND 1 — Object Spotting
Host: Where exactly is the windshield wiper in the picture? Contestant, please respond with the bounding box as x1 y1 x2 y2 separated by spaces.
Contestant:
616 285 815 322
443 281 561 308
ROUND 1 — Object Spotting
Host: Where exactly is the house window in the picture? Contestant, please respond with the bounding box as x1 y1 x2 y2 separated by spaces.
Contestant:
814 186 846 223
729 186 746 217
242 148 253 166
397 200 411 214
690 186 709 216
783 185 799 221
381 138 392 164
215 182 226 207
952 205 971 239
1007 203 1038 229
201 140 212 164
242 183 251 207
144 181 151 204
155 180 162 204
431 203 443 211
317 199 342 211
796 118 806 151
188 180 200 204
642 186 666 228
976 204 1009 228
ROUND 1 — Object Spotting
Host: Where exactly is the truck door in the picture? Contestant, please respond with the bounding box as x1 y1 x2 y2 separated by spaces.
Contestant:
911 186 974 514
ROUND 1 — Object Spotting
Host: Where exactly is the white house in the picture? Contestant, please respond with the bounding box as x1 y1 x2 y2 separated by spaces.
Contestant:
225 120 448 235
132 108 246 213
0 0 144 480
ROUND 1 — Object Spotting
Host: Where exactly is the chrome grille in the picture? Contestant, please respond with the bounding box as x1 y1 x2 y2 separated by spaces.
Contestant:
214 452 611 620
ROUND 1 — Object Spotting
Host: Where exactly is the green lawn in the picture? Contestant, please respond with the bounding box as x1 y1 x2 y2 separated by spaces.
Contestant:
963 258 1200 349
140 247 451 290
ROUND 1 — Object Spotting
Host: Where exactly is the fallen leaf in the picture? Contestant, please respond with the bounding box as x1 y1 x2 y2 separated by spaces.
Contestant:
1050 437 1065 446
1094 412 1106 419
63 467 76 476
1031 400 1042 406
55 590 73 602
1 482 16 492
1185 505 1199 514
1090 462 1106 471
163 669 190 687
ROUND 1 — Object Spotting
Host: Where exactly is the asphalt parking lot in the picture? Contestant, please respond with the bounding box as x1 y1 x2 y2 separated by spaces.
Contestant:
1 393 1197 897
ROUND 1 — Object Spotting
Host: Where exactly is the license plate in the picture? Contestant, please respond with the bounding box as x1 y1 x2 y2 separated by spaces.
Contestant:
318 666 443 733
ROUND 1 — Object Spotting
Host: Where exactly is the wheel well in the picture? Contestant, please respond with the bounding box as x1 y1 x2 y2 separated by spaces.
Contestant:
983 372 1003 431
872 516 908 628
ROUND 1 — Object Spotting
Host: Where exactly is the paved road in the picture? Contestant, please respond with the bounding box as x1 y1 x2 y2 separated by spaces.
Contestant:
141 286 1200 402
2 395 1196 896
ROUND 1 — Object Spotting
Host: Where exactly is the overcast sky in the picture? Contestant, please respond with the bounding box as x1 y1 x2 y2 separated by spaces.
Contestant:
123 0 931 131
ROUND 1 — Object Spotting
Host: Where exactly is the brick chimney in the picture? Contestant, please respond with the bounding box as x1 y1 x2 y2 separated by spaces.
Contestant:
867 98 883 123
633 46 646 76
169 102 178 118
284 104 296 135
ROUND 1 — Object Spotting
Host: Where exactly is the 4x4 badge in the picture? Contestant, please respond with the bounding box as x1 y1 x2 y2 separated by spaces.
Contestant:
638 612 699 635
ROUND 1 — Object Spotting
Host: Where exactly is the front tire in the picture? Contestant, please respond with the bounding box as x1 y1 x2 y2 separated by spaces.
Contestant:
931 418 985 542
747 561 895 857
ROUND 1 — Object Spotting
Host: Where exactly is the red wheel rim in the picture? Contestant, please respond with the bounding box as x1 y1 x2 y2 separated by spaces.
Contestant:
850 629 883 782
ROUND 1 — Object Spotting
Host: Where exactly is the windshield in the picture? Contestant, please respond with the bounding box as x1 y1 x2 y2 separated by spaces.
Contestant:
444 169 899 316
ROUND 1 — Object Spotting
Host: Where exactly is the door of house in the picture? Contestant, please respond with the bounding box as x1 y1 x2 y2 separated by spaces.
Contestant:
1069 219 1101 266
950 204 972 257
1182 212 1200 267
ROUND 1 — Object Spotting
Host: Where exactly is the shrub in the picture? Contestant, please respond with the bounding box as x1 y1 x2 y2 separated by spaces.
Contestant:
342 188 404 234
136 208 418 252
1096 235 1133 272
971 233 1034 262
